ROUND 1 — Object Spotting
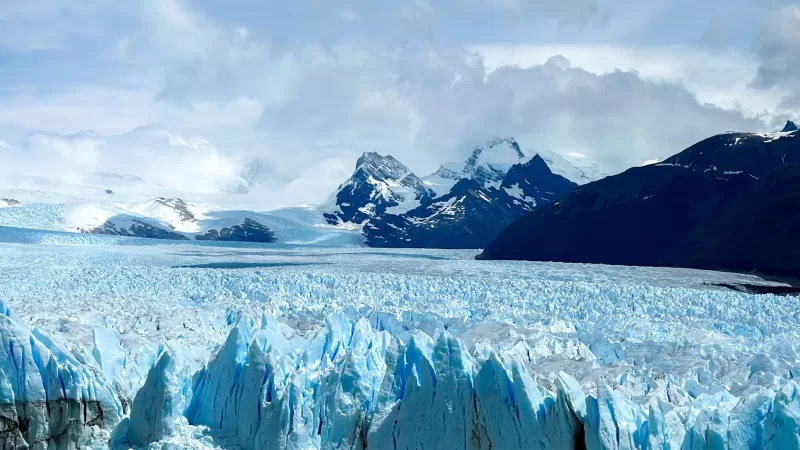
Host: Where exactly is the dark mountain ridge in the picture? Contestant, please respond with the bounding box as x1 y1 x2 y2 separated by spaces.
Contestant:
479 125 800 276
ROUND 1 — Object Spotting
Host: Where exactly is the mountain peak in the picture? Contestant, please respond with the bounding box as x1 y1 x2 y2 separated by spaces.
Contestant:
527 153 550 170
782 120 799 133
356 151 396 167
466 138 526 167
355 152 410 181
358 150 383 160
323 152 433 225
449 177 484 193
429 137 527 188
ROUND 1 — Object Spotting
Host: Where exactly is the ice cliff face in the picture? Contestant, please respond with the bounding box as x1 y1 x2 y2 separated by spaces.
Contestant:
104 312 800 449
108 314 590 449
0 301 122 449
4 300 798 449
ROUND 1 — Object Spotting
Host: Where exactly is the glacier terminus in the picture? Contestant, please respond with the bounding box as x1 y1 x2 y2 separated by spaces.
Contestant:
0 231 798 449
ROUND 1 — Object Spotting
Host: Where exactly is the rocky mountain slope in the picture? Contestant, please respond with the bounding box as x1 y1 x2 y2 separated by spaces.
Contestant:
321 152 434 226
323 139 583 248
479 122 800 276
74 197 277 243
365 155 577 248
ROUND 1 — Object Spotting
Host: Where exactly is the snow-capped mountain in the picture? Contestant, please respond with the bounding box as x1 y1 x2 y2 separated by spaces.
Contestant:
662 123 800 179
73 197 277 242
225 158 274 194
542 149 610 185
365 154 577 248
0 198 21 207
426 138 526 191
423 138 604 196
66 197 202 237
0 195 361 245
321 152 434 226
480 123 800 276
320 139 585 248
364 178 521 248
85 215 192 240
500 154 580 207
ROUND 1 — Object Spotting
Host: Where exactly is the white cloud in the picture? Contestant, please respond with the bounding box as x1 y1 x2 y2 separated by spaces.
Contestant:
473 43 787 119
140 6 761 173
0 1 109 51
1 127 241 195
0 0 796 206
751 4 800 113
0 86 262 136
27 132 104 167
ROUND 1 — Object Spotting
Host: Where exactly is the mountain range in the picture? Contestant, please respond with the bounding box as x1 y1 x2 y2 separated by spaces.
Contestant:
479 121 800 277
1 136 597 248
321 138 587 248
3 121 800 277
74 197 278 242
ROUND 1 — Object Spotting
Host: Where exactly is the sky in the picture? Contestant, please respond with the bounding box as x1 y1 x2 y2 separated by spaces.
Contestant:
1 0 799 207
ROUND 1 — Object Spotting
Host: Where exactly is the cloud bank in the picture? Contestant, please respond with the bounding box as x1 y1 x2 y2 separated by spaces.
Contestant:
0 0 797 206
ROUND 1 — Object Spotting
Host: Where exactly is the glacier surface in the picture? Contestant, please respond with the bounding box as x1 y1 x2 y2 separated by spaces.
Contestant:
0 227 799 448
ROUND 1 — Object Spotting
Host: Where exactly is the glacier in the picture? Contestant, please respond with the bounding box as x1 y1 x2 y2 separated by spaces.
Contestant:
0 301 122 448
0 228 799 448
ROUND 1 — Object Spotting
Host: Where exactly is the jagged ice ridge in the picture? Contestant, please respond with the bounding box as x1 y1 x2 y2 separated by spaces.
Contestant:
7 306 800 449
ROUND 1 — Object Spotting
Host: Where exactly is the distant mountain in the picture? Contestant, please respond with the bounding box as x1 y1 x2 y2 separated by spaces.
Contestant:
363 178 520 248
85 215 191 240
195 217 276 243
544 150 610 184
321 152 434 225
320 139 584 248
783 120 799 133
225 158 274 194
364 154 577 248
79 197 278 243
479 127 800 276
423 139 604 196
89 172 145 184
428 138 526 189
14 124 243 198
500 154 579 206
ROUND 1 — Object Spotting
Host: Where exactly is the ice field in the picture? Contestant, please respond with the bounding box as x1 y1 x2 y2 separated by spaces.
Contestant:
1 226 799 449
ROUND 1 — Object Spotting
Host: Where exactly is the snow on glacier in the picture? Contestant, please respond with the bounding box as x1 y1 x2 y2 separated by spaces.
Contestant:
0 230 800 448
0 199 362 246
